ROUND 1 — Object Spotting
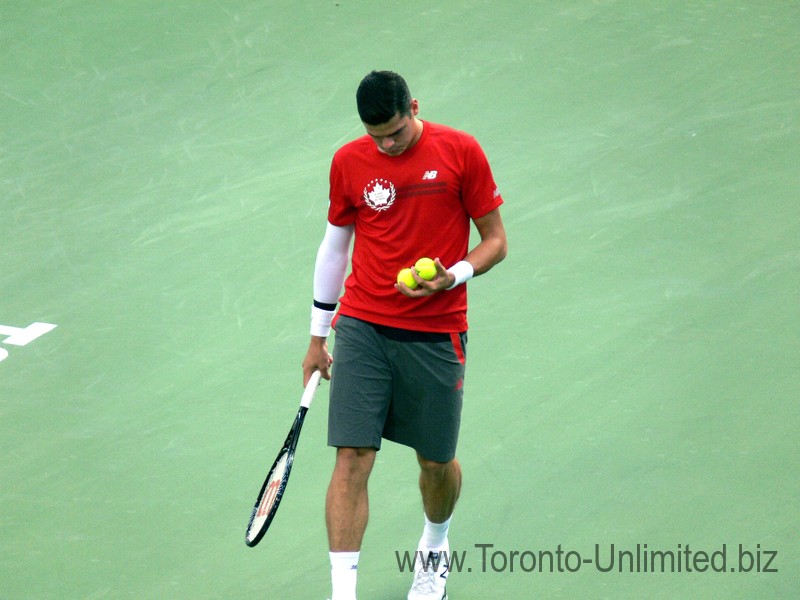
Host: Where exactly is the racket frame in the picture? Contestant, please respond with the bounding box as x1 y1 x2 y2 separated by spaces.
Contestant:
245 370 322 547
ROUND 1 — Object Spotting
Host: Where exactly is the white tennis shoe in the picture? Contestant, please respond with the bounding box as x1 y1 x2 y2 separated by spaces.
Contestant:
408 542 449 600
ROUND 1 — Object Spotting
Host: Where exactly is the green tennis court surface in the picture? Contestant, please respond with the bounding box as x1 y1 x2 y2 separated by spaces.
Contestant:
2 2 797 598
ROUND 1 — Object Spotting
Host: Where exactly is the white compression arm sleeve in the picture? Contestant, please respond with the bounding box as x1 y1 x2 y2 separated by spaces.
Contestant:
310 222 353 337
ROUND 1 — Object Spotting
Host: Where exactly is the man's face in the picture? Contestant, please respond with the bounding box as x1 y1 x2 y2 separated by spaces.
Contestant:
364 100 421 156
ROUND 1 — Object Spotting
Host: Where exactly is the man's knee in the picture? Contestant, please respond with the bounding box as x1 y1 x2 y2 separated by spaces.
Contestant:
333 447 376 481
417 454 459 477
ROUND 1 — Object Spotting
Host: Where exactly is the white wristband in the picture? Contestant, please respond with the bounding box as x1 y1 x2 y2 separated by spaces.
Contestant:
310 305 336 337
446 260 474 290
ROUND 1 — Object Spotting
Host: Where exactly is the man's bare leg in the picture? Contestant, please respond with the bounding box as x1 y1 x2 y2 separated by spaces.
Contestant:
326 447 376 600
417 454 461 524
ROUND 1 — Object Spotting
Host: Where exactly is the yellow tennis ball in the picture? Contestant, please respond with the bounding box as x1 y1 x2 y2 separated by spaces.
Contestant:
397 268 419 289
414 257 436 281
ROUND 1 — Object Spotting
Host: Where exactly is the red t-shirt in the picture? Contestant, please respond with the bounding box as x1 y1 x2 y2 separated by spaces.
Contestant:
327 121 503 332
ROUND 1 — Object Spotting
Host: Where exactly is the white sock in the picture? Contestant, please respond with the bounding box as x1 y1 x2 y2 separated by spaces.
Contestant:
420 514 451 549
329 551 359 600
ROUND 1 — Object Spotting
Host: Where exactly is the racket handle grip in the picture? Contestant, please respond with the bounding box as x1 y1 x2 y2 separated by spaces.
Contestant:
301 370 323 408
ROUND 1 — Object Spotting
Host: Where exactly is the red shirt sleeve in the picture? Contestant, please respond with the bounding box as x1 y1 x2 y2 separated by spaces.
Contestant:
461 136 503 220
327 151 356 226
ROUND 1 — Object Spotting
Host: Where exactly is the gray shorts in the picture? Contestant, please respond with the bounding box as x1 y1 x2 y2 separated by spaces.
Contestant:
328 315 467 463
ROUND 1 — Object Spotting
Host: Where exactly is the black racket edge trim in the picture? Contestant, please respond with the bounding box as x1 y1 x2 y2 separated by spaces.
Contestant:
244 452 296 547
244 406 310 547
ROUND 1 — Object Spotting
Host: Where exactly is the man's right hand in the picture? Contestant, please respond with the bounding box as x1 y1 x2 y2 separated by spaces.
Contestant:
302 336 332 385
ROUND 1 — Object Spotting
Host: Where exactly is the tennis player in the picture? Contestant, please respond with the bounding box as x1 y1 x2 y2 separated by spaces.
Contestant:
302 70 507 600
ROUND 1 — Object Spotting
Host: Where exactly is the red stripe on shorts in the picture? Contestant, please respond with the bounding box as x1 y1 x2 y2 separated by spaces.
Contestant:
449 333 466 365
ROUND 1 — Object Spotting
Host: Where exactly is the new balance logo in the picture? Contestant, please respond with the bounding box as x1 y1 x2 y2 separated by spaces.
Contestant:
422 170 438 180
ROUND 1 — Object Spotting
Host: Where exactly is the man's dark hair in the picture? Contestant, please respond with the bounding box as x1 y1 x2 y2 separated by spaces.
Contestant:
356 70 412 125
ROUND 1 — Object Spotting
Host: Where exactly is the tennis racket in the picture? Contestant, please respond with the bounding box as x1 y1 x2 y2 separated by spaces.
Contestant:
245 370 323 547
